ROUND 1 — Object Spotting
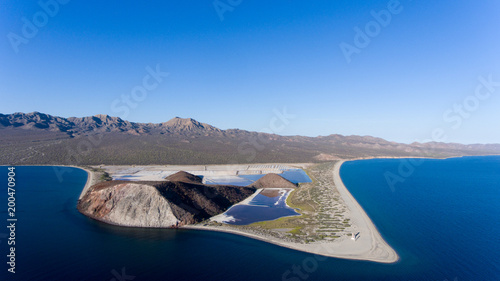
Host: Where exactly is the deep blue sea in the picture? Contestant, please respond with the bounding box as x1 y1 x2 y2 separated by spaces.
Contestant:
1 156 499 280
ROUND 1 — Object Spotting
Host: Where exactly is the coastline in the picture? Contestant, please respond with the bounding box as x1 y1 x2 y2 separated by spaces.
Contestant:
77 166 96 199
210 189 263 223
184 160 399 263
2 164 98 199
210 188 300 224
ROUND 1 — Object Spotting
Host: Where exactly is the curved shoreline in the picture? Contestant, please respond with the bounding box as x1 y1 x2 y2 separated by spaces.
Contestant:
330 160 399 262
9 165 98 200
77 167 95 199
184 160 399 263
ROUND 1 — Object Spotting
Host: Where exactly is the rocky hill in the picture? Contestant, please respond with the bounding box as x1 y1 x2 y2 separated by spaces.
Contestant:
77 173 256 228
249 173 297 189
1 111 500 165
165 171 203 184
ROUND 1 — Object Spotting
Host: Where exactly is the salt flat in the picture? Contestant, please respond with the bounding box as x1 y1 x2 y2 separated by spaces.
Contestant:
100 163 312 183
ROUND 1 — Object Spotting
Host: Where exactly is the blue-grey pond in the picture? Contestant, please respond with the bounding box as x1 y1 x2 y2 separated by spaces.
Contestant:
221 188 300 225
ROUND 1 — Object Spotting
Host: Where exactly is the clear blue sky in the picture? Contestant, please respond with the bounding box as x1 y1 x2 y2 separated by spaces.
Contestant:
1 0 499 144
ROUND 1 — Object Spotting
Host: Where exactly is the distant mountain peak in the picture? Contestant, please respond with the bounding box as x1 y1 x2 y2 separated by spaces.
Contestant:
161 117 221 133
165 116 196 123
0 111 72 131
93 114 111 120
0 112 222 136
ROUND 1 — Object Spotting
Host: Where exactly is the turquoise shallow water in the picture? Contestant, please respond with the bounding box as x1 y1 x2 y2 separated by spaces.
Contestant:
0 156 499 280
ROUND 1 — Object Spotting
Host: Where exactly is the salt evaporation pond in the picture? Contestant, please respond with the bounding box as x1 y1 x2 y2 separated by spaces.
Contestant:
204 168 312 186
239 168 312 184
221 188 300 225
113 168 310 225
209 169 310 225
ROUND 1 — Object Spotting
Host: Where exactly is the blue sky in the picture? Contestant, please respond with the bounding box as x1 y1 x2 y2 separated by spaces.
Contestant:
1 0 499 144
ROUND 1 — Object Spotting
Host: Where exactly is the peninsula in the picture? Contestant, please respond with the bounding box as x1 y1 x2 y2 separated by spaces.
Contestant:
78 161 399 263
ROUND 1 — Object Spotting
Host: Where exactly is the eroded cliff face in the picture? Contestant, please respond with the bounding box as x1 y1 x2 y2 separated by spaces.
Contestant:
77 175 256 228
78 183 182 227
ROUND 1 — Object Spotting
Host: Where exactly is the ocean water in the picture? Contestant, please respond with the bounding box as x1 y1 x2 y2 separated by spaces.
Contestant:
338 156 500 280
0 156 499 280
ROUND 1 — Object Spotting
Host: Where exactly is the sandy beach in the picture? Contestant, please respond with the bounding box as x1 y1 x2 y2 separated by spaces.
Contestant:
184 160 399 263
78 167 96 199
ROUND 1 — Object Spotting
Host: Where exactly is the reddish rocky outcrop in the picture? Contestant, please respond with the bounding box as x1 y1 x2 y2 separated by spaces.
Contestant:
248 173 297 189
165 171 203 184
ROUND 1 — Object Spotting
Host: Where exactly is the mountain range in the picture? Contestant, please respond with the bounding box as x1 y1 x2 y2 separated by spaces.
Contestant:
1 112 499 165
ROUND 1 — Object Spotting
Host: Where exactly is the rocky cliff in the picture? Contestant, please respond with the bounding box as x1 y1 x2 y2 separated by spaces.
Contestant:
77 173 256 228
